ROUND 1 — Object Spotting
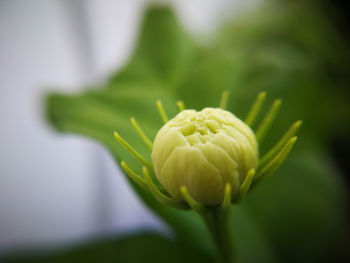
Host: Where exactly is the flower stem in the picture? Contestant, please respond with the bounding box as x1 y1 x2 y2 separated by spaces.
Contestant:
202 207 235 263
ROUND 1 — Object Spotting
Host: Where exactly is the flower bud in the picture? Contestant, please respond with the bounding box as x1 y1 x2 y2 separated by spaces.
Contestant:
151 108 258 205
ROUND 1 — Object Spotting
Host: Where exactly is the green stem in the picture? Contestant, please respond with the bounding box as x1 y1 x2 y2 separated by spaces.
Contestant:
202 207 235 263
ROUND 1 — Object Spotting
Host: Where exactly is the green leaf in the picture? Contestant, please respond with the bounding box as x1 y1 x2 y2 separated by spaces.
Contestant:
4 232 213 263
240 145 346 263
231 206 278 263
46 8 213 256
111 7 195 86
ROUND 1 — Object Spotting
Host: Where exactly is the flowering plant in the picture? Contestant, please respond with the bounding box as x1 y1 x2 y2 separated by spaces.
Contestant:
45 4 347 263
113 91 300 262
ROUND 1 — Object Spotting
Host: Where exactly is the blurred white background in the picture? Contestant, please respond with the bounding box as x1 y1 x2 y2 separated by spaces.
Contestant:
0 0 258 255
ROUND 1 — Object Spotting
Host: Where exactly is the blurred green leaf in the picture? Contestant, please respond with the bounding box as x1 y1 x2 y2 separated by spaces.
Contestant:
111 7 195 85
47 7 213 257
4 232 213 263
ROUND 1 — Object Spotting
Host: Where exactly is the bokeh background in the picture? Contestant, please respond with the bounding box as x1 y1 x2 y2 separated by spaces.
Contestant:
0 0 349 262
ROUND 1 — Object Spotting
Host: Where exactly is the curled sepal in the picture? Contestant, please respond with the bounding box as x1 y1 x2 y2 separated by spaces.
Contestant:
235 168 255 203
255 99 282 143
156 100 168 124
260 120 302 168
254 136 298 186
142 166 188 210
130 117 153 150
219 90 230 109
221 184 232 212
120 161 148 190
180 186 206 214
176 100 185 112
245 91 266 126
114 132 153 170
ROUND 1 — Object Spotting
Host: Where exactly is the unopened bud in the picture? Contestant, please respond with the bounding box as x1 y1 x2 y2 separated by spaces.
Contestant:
151 108 258 205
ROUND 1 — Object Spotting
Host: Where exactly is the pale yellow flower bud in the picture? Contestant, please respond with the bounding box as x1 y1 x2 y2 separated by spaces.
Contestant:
151 108 258 205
